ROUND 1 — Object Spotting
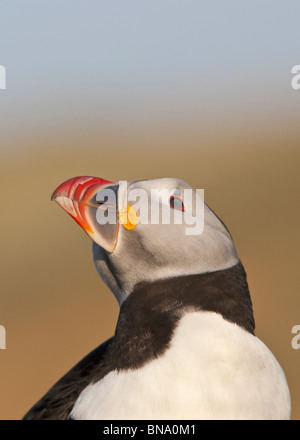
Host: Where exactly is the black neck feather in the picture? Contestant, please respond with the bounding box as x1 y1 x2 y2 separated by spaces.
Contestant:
111 262 255 370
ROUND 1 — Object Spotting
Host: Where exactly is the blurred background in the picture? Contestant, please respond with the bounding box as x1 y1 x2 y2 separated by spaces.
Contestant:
0 1 299 419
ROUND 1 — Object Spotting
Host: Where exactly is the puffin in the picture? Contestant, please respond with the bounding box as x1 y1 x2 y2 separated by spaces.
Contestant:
23 176 291 420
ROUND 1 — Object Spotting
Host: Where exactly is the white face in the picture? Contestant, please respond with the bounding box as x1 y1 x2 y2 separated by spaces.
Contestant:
92 178 239 304
52 176 239 304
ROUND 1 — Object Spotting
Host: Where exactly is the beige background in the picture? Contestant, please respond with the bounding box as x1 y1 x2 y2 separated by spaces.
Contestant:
0 126 299 419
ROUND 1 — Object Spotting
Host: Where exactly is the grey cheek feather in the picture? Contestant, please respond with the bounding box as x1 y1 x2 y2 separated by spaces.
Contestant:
92 243 127 304
93 201 239 306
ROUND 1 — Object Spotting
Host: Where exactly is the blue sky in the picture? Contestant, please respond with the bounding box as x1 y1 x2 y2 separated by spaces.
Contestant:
0 1 299 150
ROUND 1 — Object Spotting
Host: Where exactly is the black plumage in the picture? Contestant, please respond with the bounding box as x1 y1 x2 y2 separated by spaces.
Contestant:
23 261 254 420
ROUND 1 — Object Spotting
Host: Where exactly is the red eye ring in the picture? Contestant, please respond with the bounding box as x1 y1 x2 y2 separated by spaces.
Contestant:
169 195 185 212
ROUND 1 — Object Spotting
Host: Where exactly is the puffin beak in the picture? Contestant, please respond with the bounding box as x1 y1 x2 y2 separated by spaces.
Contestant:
51 176 119 253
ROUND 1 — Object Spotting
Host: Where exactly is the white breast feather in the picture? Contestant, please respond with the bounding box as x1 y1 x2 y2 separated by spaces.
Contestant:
71 312 291 420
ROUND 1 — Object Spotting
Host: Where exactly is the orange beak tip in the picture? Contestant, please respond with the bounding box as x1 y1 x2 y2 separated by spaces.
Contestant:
51 176 118 252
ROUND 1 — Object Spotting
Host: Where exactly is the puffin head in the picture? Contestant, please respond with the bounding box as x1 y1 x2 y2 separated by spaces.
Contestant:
52 176 239 305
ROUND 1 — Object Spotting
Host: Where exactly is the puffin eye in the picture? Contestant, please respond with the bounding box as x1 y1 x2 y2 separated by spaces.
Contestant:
169 195 185 212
